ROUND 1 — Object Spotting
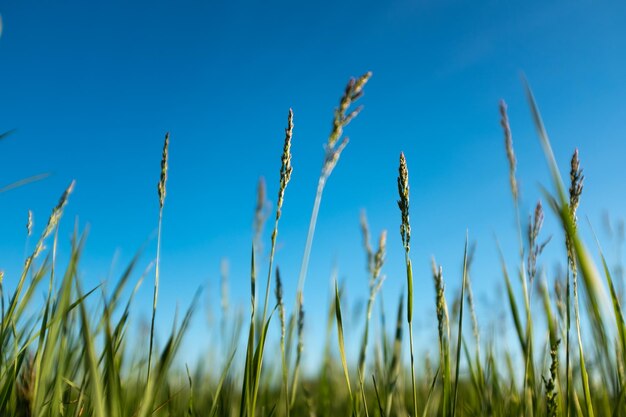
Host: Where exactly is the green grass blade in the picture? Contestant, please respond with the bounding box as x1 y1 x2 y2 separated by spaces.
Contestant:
452 234 468 417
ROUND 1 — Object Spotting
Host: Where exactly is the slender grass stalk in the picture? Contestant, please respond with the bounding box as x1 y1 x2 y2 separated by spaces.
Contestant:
275 268 289 417
296 72 371 299
451 233 469 417
357 212 387 410
245 109 293 417
385 293 403 416
432 259 451 417
500 100 536 412
148 132 169 382
291 72 371 404
397 151 418 417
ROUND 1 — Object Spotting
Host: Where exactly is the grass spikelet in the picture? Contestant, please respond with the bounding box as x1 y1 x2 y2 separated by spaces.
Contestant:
500 100 518 203
253 177 269 253
397 151 417 417
543 339 560 417
158 132 169 209
32 180 75 260
397 153 410 254
26 210 33 237
527 200 548 287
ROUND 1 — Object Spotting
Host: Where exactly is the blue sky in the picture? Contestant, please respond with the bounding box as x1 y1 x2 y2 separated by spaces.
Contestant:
1 1 626 371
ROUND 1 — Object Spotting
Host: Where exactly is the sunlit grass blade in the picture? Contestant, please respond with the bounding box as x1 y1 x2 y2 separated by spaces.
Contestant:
421 366 440 417
210 348 238 417
334 280 353 409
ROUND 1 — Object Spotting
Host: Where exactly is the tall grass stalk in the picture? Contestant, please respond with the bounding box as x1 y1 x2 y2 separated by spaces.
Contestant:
290 72 371 403
500 100 536 412
452 234 469 417
397 151 418 417
148 132 169 381
357 212 387 410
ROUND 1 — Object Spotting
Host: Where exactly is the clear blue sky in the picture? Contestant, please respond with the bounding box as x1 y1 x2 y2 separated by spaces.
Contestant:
1 1 626 371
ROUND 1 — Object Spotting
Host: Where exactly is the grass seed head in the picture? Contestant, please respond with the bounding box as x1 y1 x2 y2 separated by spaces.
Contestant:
33 180 75 259
158 132 169 209
566 149 584 273
328 72 372 148
275 268 285 340
26 210 33 237
543 339 560 417
569 148 584 221
528 200 546 285
432 260 448 342
276 109 294 220
254 177 269 242
397 152 411 253
500 100 518 202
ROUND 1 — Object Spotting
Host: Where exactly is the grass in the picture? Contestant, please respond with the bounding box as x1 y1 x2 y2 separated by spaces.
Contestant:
1 74 626 417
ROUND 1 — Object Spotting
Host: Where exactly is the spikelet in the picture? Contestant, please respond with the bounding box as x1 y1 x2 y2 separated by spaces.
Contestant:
328 72 372 148
254 176 267 229
372 230 387 284
275 268 285 341
543 339 560 417
26 210 33 237
32 181 75 260
276 110 294 221
528 200 547 285
432 260 449 344
567 149 584 273
296 295 305 363
322 72 372 178
158 132 169 209
500 100 518 202
360 211 374 273
397 152 411 253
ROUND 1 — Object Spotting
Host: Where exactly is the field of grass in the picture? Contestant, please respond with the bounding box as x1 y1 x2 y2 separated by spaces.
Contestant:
1 73 625 417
